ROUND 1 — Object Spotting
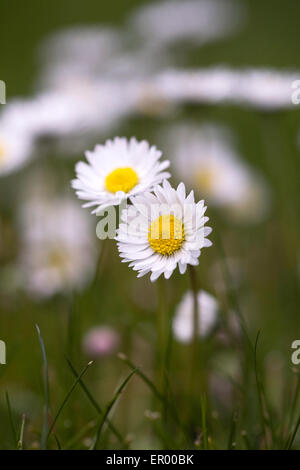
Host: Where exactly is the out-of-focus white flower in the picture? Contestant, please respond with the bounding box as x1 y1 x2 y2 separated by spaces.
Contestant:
239 69 299 110
18 196 96 298
130 0 245 48
173 290 218 342
116 180 212 282
0 124 34 176
164 123 270 223
38 26 123 88
72 137 170 214
1 82 137 155
153 67 299 110
83 326 119 358
1 93 84 138
154 68 237 105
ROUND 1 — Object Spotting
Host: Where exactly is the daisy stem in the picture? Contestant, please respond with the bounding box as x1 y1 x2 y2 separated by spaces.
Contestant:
188 266 205 417
157 277 169 400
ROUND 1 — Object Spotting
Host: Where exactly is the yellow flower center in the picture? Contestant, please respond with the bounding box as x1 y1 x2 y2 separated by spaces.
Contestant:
148 214 185 256
196 167 215 193
48 249 68 271
105 167 138 193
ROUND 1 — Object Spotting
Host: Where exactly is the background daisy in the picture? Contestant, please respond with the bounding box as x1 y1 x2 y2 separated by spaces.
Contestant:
18 195 96 298
173 289 218 342
0 124 34 177
163 122 270 223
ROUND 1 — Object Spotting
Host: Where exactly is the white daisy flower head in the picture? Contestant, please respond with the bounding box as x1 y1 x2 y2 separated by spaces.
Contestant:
72 137 170 214
116 180 212 282
165 123 270 223
38 26 123 88
152 67 299 110
238 68 299 110
18 196 96 298
173 290 218 342
0 123 33 177
1 83 136 156
130 0 245 49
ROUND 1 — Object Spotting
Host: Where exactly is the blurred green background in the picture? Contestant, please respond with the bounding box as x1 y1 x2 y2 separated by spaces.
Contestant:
0 0 300 450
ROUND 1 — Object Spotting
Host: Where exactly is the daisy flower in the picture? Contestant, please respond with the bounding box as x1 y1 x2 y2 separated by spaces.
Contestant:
164 123 270 223
38 26 123 88
0 124 33 176
116 180 212 282
173 290 218 342
153 67 298 110
72 137 170 214
130 0 245 49
18 196 96 298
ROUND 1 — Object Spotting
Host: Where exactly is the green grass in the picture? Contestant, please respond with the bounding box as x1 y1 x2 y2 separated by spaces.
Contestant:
0 0 300 450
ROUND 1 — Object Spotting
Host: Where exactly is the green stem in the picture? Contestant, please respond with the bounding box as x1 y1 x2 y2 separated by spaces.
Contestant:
157 278 169 398
188 266 202 398
188 265 199 389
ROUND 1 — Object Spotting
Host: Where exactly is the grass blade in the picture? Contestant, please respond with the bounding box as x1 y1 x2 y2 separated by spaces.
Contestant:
36 324 49 450
64 420 96 449
118 353 165 403
54 434 62 450
254 330 272 449
285 372 300 444
5 391 17 447
91 369 137 450
227 411 238 450
214 231 253 353
17 414 26 450
65 356 125 445
47 360 93 441
200 394 208 450
118 353 190 445
286 413 300 450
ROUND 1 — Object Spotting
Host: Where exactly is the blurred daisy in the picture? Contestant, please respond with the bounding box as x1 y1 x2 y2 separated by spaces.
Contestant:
238 69 298 110
38 26 123 88
153 67 298 110
83 326 119 358
18 196 96 298
116 180 212 282
173 290 218 342
0 124 33 176
165 123 270 223
72 137 170 214
1 83 136 158
130 0 244 48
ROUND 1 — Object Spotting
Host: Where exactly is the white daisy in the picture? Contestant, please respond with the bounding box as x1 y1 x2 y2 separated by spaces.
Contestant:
1 82 137 156
130 0 245 49
72 137 170 214
18 196 96 298
153 67 299 110
173 290 218 342
116 180 212 282
38 26 123 88
164 123 270 223
0 124 33 176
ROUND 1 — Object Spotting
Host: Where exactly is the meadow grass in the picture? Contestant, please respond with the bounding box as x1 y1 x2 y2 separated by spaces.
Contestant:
0 0 300 450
